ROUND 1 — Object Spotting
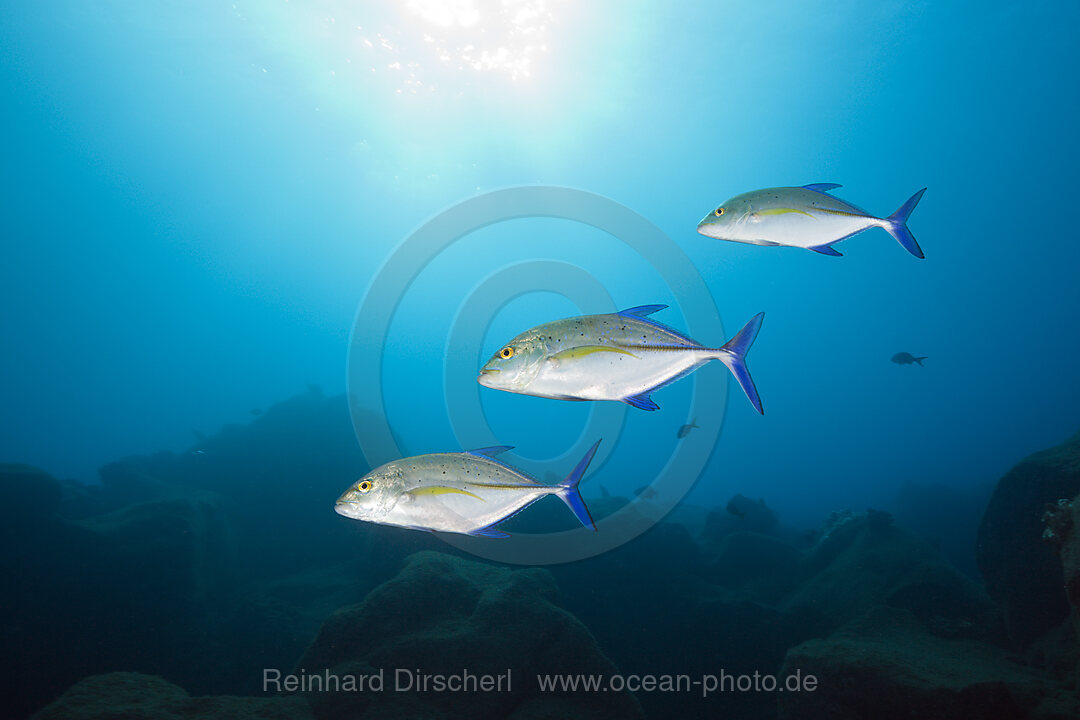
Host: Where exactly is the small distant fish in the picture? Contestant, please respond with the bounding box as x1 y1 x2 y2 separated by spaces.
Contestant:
677 419 700 438
250 408 263 416
726 499 745 519
190 449 206 455
634 486 658 500
599 484 611 498
334 442 600 537
697 184 927 258
478 305 765 414
891 352 928 367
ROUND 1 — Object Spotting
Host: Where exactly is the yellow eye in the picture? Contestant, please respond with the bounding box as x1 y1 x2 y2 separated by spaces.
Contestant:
358 480 373 493
499 346 515 359
714 207 725 217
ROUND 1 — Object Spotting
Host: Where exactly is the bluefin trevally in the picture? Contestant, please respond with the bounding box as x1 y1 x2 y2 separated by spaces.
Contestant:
478 305 764 413
696 184 927 258
891 352 928 366
334 442 600 538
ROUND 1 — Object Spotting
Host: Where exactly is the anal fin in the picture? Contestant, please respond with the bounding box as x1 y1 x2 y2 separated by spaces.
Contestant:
471 527 510 538
623 393 660 411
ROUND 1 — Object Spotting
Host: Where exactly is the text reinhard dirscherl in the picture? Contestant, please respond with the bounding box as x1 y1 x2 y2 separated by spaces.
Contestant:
263 668 818 698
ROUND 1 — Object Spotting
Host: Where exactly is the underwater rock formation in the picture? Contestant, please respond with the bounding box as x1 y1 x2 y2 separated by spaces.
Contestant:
1043 493 1080 627
551 517 811 720
781 509 998 640
701 493 779 541
93 392 375 580
778 606 1078 720
30 672 313 720
0 463 61 521
297 551 644 720
1042 491 1080 682
978 429 1080 647
6 392 438 718
0 472 242 717
704 530 804 603
78 489 234 610
892 479 993 578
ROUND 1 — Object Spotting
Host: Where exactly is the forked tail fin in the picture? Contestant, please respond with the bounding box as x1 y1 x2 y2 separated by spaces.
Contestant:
716 313 765 415
557 439 601 531
885 188 927 259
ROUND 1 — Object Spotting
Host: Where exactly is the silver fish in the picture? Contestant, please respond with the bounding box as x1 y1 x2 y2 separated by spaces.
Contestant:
478 305 764 413
697 183 926 258
334 442 600 538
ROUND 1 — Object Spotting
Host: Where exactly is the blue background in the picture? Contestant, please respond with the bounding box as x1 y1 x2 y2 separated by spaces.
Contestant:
3 0 1078 528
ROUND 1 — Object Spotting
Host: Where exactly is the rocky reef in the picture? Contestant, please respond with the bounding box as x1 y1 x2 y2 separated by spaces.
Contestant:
778 607 1076 720
1 393 418 717
297 551 643 720
10 398 1080 719
30 673 313 720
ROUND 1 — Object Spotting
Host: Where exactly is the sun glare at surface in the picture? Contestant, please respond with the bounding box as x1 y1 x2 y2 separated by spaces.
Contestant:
397 0 556 82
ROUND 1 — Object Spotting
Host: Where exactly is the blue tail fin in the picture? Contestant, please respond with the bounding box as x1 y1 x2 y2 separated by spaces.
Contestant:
557 439 600 531
884 188 927 259
717 313 765 415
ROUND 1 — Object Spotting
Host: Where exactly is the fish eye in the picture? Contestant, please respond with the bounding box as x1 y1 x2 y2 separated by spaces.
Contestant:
358 480 373 493
499 346 515 359
714 207 725 217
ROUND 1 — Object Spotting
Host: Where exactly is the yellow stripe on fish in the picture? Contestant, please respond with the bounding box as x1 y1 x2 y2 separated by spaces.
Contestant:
409 486 485 501
755 207 815 218
549 345 638 361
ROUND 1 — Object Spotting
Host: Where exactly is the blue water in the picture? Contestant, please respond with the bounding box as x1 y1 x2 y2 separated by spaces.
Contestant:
4 1 1079 529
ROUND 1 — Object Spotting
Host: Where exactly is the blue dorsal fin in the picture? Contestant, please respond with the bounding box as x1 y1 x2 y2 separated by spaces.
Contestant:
471 527 510 538
809 244 843 257
623 393 660 411
466 445 514 458
618 304 668 319
803 183 842 193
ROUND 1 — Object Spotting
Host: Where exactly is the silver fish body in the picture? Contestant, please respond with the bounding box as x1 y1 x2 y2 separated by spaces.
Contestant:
696 183 926 258
478 305 764 413
334 443 598 537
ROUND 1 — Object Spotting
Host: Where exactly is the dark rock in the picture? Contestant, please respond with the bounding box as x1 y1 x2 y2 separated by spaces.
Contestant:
1039 492 1080 685
778 606 1074 720
297 551 644 720
701 493 779 542
783 510 999 640
1042 493 1080 630
78 490 234 609
978 429 1080 647
704 531 803 602
2 478 241 715
893 479 994 578
29 672 313 720
0 463 61 520
554 521 808 720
